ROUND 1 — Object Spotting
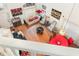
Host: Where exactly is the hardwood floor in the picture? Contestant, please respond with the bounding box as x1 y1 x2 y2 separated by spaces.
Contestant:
14 23 54 43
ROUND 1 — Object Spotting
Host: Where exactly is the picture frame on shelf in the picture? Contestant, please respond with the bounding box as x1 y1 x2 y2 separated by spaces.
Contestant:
51 8 62 20
11 8 22 17
23 3 35 7
11 17 22 27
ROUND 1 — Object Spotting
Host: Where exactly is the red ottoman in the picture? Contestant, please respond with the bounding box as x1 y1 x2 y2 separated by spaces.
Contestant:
49 34 69 46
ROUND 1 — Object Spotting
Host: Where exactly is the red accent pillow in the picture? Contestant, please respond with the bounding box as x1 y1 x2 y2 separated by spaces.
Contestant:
36 10 44 14
68 37 74 45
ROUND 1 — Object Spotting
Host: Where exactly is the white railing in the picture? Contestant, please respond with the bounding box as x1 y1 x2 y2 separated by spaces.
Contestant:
0 36 79 56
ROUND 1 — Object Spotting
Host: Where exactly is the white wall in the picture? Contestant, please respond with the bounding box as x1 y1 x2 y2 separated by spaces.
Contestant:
0 3 25 28
0 3 37 28
0 3 74 28
5 3 25 24
67 4 79 26
0 12 10 28
64 4 79 44
0 4 11 28
42 3 74 19
41 3 74 29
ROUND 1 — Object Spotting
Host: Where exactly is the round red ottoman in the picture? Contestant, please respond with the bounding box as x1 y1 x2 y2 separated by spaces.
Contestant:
49 34 69 46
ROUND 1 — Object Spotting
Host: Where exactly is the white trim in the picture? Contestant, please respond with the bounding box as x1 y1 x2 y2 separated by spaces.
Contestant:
0 37 79 55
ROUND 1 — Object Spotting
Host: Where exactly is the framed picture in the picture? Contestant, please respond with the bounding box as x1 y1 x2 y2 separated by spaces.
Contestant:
51 8 62 20
11 17 22 27
23 3 35 7
11 8 22 17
